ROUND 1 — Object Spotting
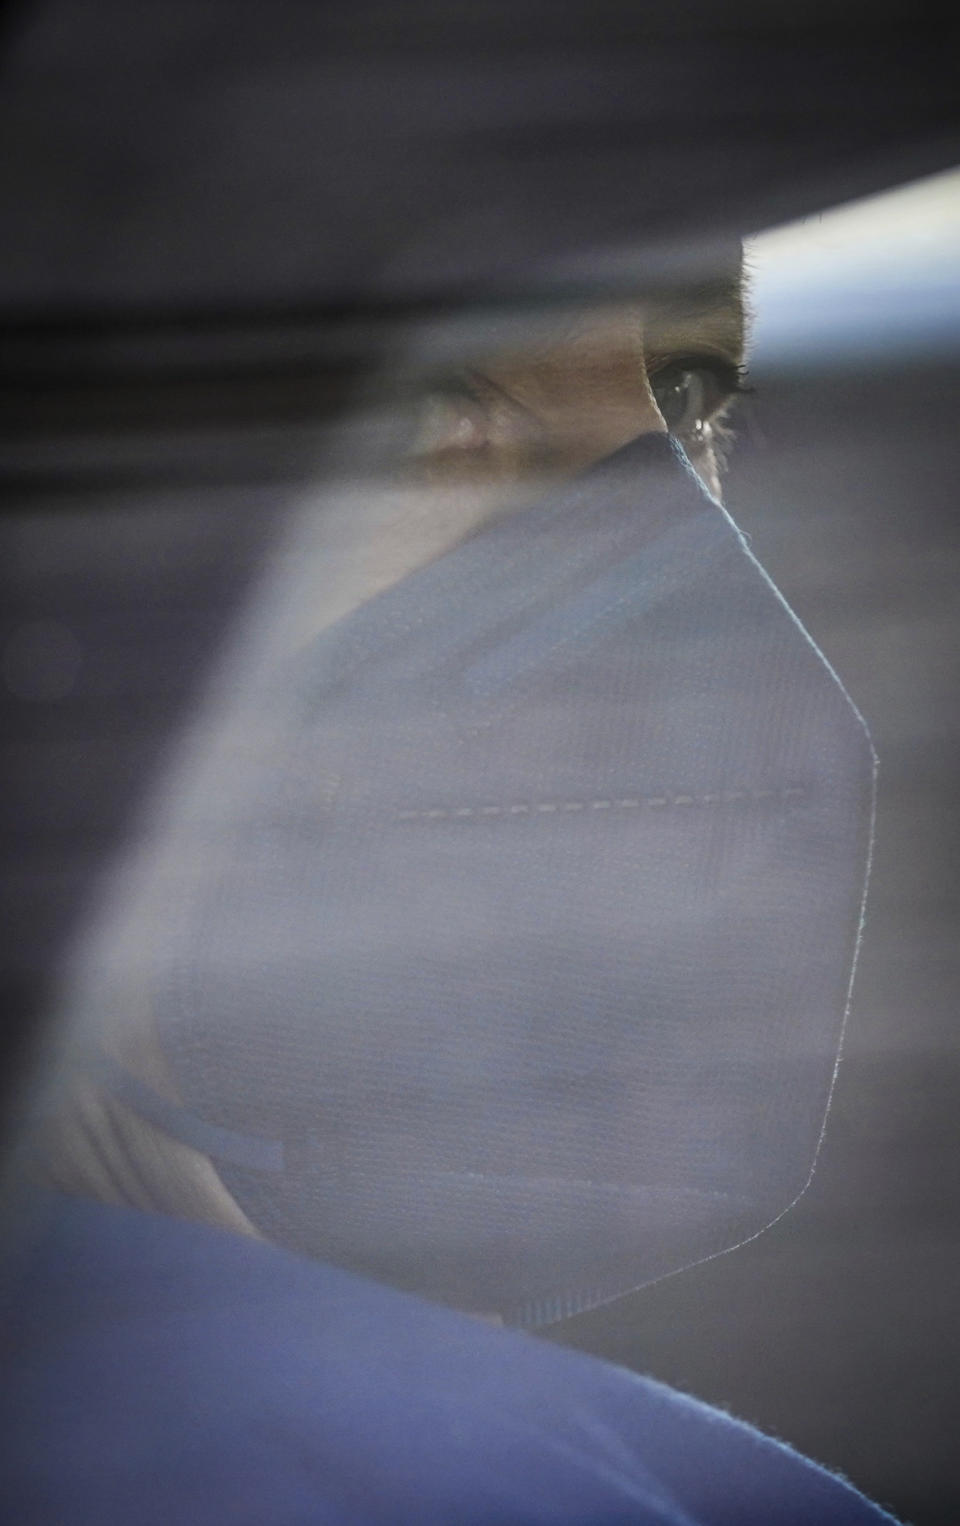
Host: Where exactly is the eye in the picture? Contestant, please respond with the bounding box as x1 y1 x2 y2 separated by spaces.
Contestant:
414 390 491 458
649 360 740 447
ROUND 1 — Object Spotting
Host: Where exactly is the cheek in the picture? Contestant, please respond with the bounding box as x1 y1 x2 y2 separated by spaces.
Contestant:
546 352 665 472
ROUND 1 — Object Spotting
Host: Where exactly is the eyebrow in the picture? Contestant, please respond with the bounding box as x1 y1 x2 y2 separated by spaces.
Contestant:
642 270 748 370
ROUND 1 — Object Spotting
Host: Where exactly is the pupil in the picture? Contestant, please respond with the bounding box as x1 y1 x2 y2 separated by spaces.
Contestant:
653 369 705 438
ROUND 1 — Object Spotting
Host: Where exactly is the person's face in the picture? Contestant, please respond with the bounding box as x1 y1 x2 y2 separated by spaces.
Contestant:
363 250 746 603
285 249 746 654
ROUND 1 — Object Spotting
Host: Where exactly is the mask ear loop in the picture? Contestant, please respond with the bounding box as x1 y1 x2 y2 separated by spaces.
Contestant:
84 1042 285 1174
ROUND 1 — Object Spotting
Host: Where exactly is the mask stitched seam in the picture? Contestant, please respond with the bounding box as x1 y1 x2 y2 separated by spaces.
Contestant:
393 785 806 821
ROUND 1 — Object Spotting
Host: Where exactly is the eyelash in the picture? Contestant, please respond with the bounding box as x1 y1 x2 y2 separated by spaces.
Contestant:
648 355 751 410
649 353 750 387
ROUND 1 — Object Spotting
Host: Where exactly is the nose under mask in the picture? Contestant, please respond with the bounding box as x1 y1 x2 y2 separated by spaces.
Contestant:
100 432 875 1328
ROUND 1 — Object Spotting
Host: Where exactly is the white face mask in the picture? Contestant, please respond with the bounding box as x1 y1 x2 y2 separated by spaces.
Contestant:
101 432 875 1327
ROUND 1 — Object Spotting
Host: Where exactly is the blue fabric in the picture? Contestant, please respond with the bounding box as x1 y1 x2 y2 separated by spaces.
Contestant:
0 1197 897 1525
